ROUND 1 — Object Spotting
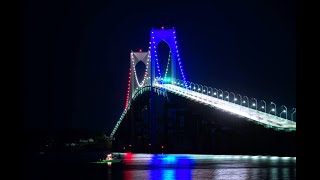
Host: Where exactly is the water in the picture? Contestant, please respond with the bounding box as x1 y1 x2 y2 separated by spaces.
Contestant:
25 152 296 180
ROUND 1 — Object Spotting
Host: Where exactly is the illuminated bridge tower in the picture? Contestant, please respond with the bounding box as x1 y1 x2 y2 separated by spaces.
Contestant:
148 27 189 150
130 51 151 100
150 27 188 88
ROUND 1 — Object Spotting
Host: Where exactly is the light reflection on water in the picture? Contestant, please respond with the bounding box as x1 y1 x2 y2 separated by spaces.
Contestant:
117 153 296 180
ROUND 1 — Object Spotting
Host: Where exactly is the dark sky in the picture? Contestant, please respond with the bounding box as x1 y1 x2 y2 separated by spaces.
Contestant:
24 0 296 133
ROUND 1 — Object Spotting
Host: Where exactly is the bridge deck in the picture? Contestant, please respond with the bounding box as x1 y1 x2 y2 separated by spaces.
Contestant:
110 84 296 138
157 84 296 131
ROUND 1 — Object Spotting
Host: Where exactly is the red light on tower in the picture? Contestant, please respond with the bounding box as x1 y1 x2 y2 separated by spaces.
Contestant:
161 145 164 149
161 26 164 29
139 49 142 52
129 144 131 147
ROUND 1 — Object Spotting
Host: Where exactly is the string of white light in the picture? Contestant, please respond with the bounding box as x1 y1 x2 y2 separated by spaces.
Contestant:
172 30 188 88
125 68 131 109
164 50 171 79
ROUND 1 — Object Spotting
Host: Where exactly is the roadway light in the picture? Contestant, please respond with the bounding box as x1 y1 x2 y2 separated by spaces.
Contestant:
213 88 217 95
209 87 213 97
271 102 277 116
261 100 266 113
238 94 242 106
224 91 229 101
190 82 195 91
199 85 203 93
280 105 287 119
252 98 257 110
244 96 249 107
204 86 208 95
291 108 296 122
231 92 236 103
218 89 223 99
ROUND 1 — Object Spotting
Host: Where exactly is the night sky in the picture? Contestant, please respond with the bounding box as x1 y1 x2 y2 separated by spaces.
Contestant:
24 0 296 133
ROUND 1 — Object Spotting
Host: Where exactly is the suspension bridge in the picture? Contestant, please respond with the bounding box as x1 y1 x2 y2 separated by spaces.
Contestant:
109 27 296 140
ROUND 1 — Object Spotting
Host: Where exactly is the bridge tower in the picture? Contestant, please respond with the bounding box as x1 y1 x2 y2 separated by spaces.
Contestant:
150 27 187 87
130 51 151 100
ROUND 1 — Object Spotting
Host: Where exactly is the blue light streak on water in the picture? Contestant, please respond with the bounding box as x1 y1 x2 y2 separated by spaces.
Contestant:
147 154 194 179
149 154 195 166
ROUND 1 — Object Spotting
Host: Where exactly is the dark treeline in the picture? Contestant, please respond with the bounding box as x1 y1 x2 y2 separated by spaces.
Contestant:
24 128 106 152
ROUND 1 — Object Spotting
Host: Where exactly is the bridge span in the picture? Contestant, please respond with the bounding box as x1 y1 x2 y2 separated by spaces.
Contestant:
109 27 296 142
